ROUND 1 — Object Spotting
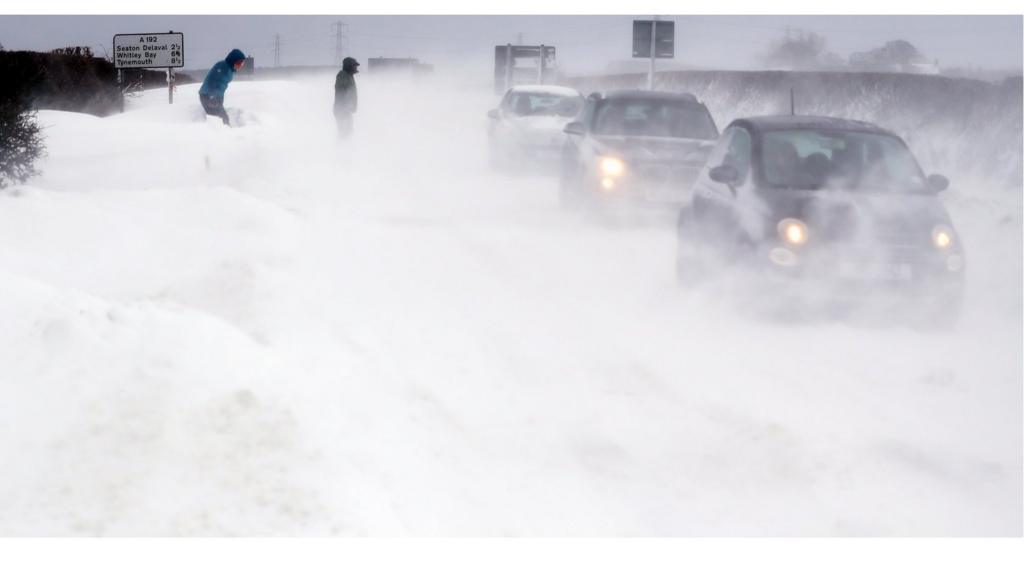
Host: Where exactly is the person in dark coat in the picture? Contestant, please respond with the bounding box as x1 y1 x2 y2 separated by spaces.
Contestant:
199 48 246 126
334 57 359 138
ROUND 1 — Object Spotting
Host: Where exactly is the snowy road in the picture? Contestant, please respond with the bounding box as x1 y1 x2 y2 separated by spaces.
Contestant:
0 75 1020 535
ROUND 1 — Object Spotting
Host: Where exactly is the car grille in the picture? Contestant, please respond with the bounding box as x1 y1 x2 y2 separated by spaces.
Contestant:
635 163 702 187
870 220 929 247
807 204 930 249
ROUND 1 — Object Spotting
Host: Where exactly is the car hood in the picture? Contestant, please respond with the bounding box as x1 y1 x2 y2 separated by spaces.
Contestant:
508 115 574 135
767 189 954 245
593 135 715 164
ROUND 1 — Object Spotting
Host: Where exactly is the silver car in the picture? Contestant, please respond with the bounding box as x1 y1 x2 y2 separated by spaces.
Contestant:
487 85 585 171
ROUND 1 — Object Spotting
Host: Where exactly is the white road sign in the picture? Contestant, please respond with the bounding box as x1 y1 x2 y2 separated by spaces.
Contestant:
113 33 184 69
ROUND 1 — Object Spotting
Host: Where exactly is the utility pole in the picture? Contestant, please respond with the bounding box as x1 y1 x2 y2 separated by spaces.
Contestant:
274 33 281 67
332 20 348 66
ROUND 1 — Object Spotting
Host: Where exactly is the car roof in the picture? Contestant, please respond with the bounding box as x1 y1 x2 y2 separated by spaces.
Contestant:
508 84 582 97
592 89 700 103
731 115 897 137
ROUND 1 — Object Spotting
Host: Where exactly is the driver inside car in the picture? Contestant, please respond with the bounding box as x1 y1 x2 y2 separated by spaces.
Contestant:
763 139 801 185
514 96 533 116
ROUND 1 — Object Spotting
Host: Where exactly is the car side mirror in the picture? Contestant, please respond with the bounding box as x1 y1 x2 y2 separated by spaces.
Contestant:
487 109 500 120
928 173 949 193
709 164 739 185
563 121 585 136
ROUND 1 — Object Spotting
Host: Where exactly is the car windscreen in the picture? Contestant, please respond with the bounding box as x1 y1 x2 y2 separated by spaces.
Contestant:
760 129 928 191
507 92 584 117
592 99 718 140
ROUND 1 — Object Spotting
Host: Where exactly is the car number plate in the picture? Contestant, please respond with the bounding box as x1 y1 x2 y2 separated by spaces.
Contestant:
838 261 914 281
644 186 685 203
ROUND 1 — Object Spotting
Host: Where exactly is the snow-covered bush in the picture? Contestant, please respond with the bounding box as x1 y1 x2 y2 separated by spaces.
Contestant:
0 99 45 188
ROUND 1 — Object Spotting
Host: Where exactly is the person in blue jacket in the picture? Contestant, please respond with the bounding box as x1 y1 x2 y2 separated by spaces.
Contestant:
199 49 246 126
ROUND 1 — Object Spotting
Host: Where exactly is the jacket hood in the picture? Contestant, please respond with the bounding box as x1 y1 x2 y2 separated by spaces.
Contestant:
225 49 246 65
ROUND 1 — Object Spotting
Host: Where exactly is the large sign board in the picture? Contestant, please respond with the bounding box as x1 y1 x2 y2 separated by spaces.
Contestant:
113 33 184 69
632 20 674 59
494 45 557 93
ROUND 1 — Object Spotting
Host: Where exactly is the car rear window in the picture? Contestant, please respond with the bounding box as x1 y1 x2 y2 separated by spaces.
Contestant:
507 92 584 117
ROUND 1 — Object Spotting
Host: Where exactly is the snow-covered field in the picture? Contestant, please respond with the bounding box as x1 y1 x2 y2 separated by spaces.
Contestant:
0 74 1020 535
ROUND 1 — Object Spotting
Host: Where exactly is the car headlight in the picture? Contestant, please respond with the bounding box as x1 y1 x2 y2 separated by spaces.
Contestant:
599 156 625 177
932 224 955 250
778 218 808 246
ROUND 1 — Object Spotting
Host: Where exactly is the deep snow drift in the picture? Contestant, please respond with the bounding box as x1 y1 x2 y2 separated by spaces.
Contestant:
0 73 1020 535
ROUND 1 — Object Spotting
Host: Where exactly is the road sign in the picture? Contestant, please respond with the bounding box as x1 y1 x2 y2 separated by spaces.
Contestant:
494 45 557 94
113 33 184 69
632 20 674 59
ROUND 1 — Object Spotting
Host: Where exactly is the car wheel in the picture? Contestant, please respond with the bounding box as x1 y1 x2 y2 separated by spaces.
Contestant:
559 162 583 209
675 207 707 287
918 282 965 331
488 145 508 172
676 249 704 288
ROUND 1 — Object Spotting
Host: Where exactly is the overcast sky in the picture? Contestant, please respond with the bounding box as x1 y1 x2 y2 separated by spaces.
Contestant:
0 15 1020 76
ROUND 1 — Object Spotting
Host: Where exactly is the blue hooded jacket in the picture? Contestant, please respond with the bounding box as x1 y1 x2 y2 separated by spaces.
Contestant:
199 49 246 98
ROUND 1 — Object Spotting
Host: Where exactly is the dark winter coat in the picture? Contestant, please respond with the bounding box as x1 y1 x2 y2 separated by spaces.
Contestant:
199 49 246 98
334 70 358 115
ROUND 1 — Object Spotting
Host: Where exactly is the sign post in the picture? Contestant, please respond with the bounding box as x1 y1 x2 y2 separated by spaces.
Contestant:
632 18 675 90
504 44 513 92
538 44 546 83
648 18 657 89
113 32 184 109
117 69 124 113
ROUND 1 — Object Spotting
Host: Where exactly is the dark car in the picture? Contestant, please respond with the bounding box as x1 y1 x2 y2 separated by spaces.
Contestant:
559 90 719 211
676 115 965 322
